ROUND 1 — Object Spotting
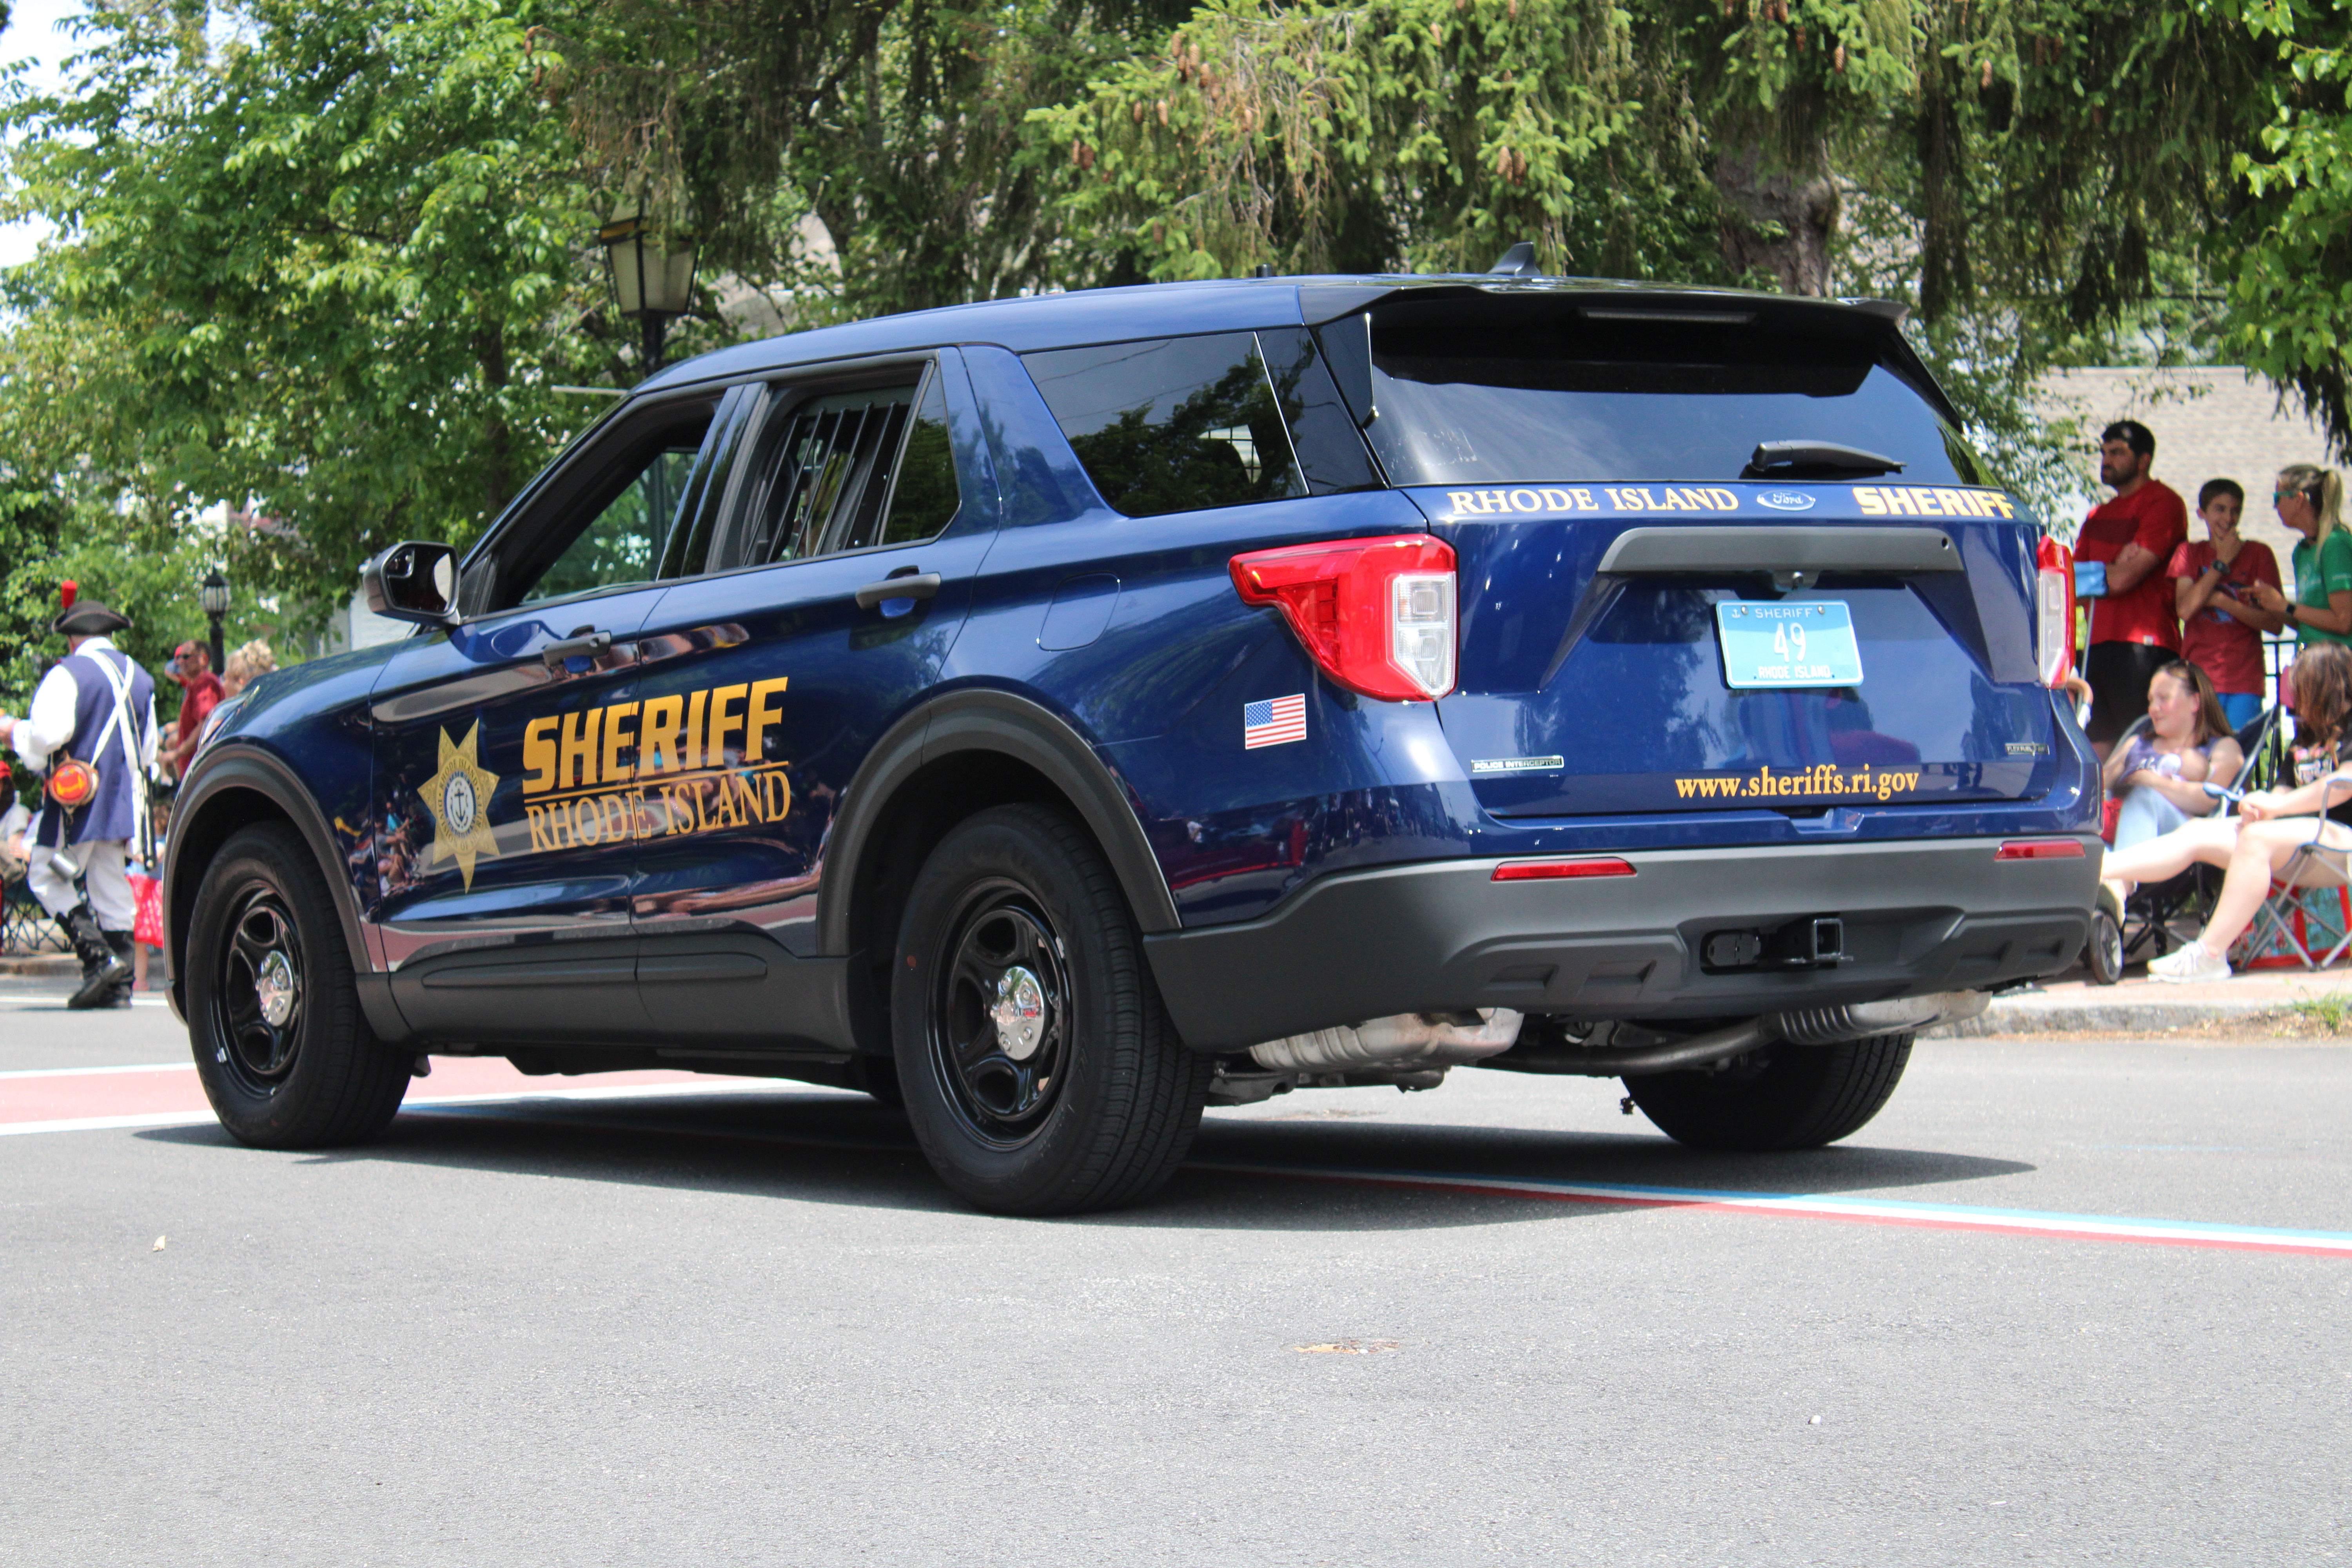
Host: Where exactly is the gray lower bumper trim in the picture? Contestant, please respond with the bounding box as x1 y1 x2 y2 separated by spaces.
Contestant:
1144 837 2098 1053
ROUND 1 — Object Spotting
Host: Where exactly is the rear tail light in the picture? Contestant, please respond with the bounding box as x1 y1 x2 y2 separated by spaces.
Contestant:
1230 535 1457 701
1492 857 1636 881
1994 838 2087 860
2036 535 2076 688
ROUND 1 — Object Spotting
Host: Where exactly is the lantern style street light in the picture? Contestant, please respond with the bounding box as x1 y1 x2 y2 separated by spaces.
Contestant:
599 208 699 375
198 569 230 676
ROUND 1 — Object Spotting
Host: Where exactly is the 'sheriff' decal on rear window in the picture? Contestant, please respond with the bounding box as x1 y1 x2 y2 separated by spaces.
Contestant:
1851 486 2015 518
1433 484 2018 519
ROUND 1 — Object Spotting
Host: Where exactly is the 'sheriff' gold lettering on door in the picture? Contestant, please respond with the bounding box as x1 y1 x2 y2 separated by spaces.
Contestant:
508 676 793 856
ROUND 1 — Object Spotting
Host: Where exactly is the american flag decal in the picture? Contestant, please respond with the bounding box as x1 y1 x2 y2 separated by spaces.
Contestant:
1243 693 1308 749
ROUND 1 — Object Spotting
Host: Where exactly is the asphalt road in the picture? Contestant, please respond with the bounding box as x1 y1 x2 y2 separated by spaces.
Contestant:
3 980 2347 1566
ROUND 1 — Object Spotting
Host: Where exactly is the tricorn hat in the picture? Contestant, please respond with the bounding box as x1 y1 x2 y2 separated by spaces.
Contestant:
51 581 129 638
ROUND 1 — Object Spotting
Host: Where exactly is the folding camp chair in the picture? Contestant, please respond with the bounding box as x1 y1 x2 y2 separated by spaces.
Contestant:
2089 704 2286 984
2234 772 2352 972
2 859 64 956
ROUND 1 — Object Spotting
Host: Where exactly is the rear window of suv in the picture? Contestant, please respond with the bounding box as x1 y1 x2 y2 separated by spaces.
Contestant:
1024 329 1378 517
1352 295 1988 487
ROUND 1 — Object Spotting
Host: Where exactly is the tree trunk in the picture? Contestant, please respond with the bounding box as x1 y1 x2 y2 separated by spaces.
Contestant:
1712 144 1839 296
473 319 513 523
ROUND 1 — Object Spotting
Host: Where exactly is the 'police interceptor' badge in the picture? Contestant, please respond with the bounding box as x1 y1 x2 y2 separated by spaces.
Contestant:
422 722 501 890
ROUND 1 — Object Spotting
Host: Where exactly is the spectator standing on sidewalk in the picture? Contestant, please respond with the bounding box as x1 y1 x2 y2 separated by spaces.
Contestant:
159 640 224 781
221 639 276 698
0 590 160 1008
2247 465 2352 653
2075 421 2189 757
2169 479 2285 730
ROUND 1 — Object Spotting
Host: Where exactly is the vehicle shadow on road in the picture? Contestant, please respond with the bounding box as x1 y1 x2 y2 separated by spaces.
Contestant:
138 1089 2034 1231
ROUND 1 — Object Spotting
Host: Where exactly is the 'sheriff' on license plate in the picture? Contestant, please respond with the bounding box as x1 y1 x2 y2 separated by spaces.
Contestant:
1714 601 1864 689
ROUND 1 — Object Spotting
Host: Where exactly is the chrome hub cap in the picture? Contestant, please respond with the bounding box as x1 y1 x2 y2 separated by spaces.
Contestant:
991 966 1047 1061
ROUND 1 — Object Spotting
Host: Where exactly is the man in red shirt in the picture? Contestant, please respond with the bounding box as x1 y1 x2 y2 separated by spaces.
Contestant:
161 641 225 780
2167 478 2285 731
2075 420 2189 755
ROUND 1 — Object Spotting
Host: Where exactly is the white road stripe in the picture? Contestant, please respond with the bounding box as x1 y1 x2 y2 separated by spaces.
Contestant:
0 1078 803 1138
0 1062 196 1079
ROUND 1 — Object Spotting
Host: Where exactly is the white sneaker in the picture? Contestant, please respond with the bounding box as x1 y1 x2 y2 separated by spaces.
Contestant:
2149 941 2231 983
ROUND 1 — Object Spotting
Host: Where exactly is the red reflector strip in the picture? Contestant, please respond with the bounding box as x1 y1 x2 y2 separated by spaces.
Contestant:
1994 839 2087 861
1492 857 1637 882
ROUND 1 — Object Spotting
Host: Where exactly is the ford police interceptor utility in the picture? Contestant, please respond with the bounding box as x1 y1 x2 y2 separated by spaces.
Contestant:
163 272 2102 1215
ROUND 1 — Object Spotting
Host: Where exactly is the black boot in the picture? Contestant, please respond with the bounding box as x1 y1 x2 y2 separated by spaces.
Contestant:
62 905 132 1011
104 932 136 1008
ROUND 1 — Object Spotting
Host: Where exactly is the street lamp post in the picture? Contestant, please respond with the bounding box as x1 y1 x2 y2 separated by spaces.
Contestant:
599 209 699 375
198 570 230 676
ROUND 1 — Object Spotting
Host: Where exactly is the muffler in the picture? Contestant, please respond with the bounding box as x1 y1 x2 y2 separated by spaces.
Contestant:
1247 1009 1524 1073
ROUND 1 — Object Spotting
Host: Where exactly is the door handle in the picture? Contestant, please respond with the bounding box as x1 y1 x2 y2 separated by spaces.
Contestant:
855 571 942 611
540 630 613 671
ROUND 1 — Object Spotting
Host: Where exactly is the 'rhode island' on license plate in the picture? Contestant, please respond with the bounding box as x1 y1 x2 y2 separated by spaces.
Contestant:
1714 600 1864 689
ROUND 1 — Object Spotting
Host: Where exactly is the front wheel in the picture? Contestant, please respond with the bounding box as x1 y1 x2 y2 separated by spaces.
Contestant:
890 804 1210 1215
1623 1032 1914 1152
186 823 411 1148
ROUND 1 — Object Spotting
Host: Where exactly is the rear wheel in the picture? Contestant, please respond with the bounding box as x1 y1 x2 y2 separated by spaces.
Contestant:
186 824 410 1147
890 804 1210 1215
1623 1032 1913 1152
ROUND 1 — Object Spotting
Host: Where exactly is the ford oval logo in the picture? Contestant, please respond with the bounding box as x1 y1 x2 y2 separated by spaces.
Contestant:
1757 490 1816 512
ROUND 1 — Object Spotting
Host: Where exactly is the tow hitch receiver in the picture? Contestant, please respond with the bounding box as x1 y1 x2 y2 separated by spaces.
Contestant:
1702 916 1844 973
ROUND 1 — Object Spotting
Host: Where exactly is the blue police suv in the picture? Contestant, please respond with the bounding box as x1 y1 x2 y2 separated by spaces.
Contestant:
164 273 2101 1214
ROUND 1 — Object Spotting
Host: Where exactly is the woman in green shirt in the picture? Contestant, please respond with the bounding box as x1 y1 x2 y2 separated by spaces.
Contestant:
2250 465 2352 646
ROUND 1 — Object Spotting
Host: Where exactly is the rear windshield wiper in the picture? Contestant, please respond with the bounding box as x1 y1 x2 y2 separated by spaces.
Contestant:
1741 440 1904 480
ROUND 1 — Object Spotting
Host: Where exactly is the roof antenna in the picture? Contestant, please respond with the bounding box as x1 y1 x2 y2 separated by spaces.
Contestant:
1486 241 1539 277
1252 263 1274 278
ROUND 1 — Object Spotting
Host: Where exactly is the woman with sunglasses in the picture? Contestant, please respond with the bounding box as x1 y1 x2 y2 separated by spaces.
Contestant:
2247 465 2352 648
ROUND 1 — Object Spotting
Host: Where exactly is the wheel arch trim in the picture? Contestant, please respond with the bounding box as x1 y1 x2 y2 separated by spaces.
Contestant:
163 745 407 1038
817 688 1178 957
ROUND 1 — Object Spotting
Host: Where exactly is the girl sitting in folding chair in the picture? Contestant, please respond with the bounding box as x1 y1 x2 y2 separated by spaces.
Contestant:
2100 641 2352 982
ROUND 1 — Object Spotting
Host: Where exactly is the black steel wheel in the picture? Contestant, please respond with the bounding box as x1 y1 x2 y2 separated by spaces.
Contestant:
1623 1031 1914 1152
186 823 410 1148
929 886 1074 1142
891 804 1210 1215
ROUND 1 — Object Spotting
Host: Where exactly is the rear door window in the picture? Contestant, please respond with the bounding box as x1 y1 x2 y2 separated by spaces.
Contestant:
721 361 961 569
1023 332 1312 517
1352 296 1987 486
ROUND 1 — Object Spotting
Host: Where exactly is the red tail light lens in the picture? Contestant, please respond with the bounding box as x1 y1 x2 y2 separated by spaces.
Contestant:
1994 838 2087 860
1492 857 1637 881
2036 535 2076 689
1230 535 1457 701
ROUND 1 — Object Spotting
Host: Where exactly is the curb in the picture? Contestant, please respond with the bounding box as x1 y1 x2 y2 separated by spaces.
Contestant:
0 955 76 978
1927 996 2283 1037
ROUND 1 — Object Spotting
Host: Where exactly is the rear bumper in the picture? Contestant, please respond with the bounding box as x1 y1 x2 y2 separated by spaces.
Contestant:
1143 836 2099 1052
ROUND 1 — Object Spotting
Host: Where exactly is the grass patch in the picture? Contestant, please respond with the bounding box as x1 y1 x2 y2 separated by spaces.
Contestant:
2284 991 2352 1033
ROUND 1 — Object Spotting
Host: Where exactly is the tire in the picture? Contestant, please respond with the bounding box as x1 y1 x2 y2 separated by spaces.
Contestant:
1623 1032 1914 1152
185 823 411 1148
890 804 1211 1215
2086 908 2124 985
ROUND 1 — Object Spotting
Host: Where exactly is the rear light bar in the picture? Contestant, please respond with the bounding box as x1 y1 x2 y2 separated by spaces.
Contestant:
2036 535 2076 688
1230 535 1457 701
1994 838 2087 860
1492 857 1637 881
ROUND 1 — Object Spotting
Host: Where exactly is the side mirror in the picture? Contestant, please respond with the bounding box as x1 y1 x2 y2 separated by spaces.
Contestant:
361 541 459 625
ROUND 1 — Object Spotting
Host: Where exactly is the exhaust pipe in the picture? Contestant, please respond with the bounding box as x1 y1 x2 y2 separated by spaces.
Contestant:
1486 991 1990 1077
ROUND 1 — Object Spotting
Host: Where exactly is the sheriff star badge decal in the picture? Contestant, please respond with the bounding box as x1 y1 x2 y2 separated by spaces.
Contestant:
421 722 501 890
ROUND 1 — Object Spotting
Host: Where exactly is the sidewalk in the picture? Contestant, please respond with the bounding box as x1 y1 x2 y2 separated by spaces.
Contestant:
1940 965 2352 1037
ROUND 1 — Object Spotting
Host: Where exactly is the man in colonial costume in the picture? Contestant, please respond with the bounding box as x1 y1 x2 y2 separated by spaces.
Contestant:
0 586 160 1009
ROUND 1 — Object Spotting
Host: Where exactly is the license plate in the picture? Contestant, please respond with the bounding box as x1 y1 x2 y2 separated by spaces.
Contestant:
1714 601 1864 689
